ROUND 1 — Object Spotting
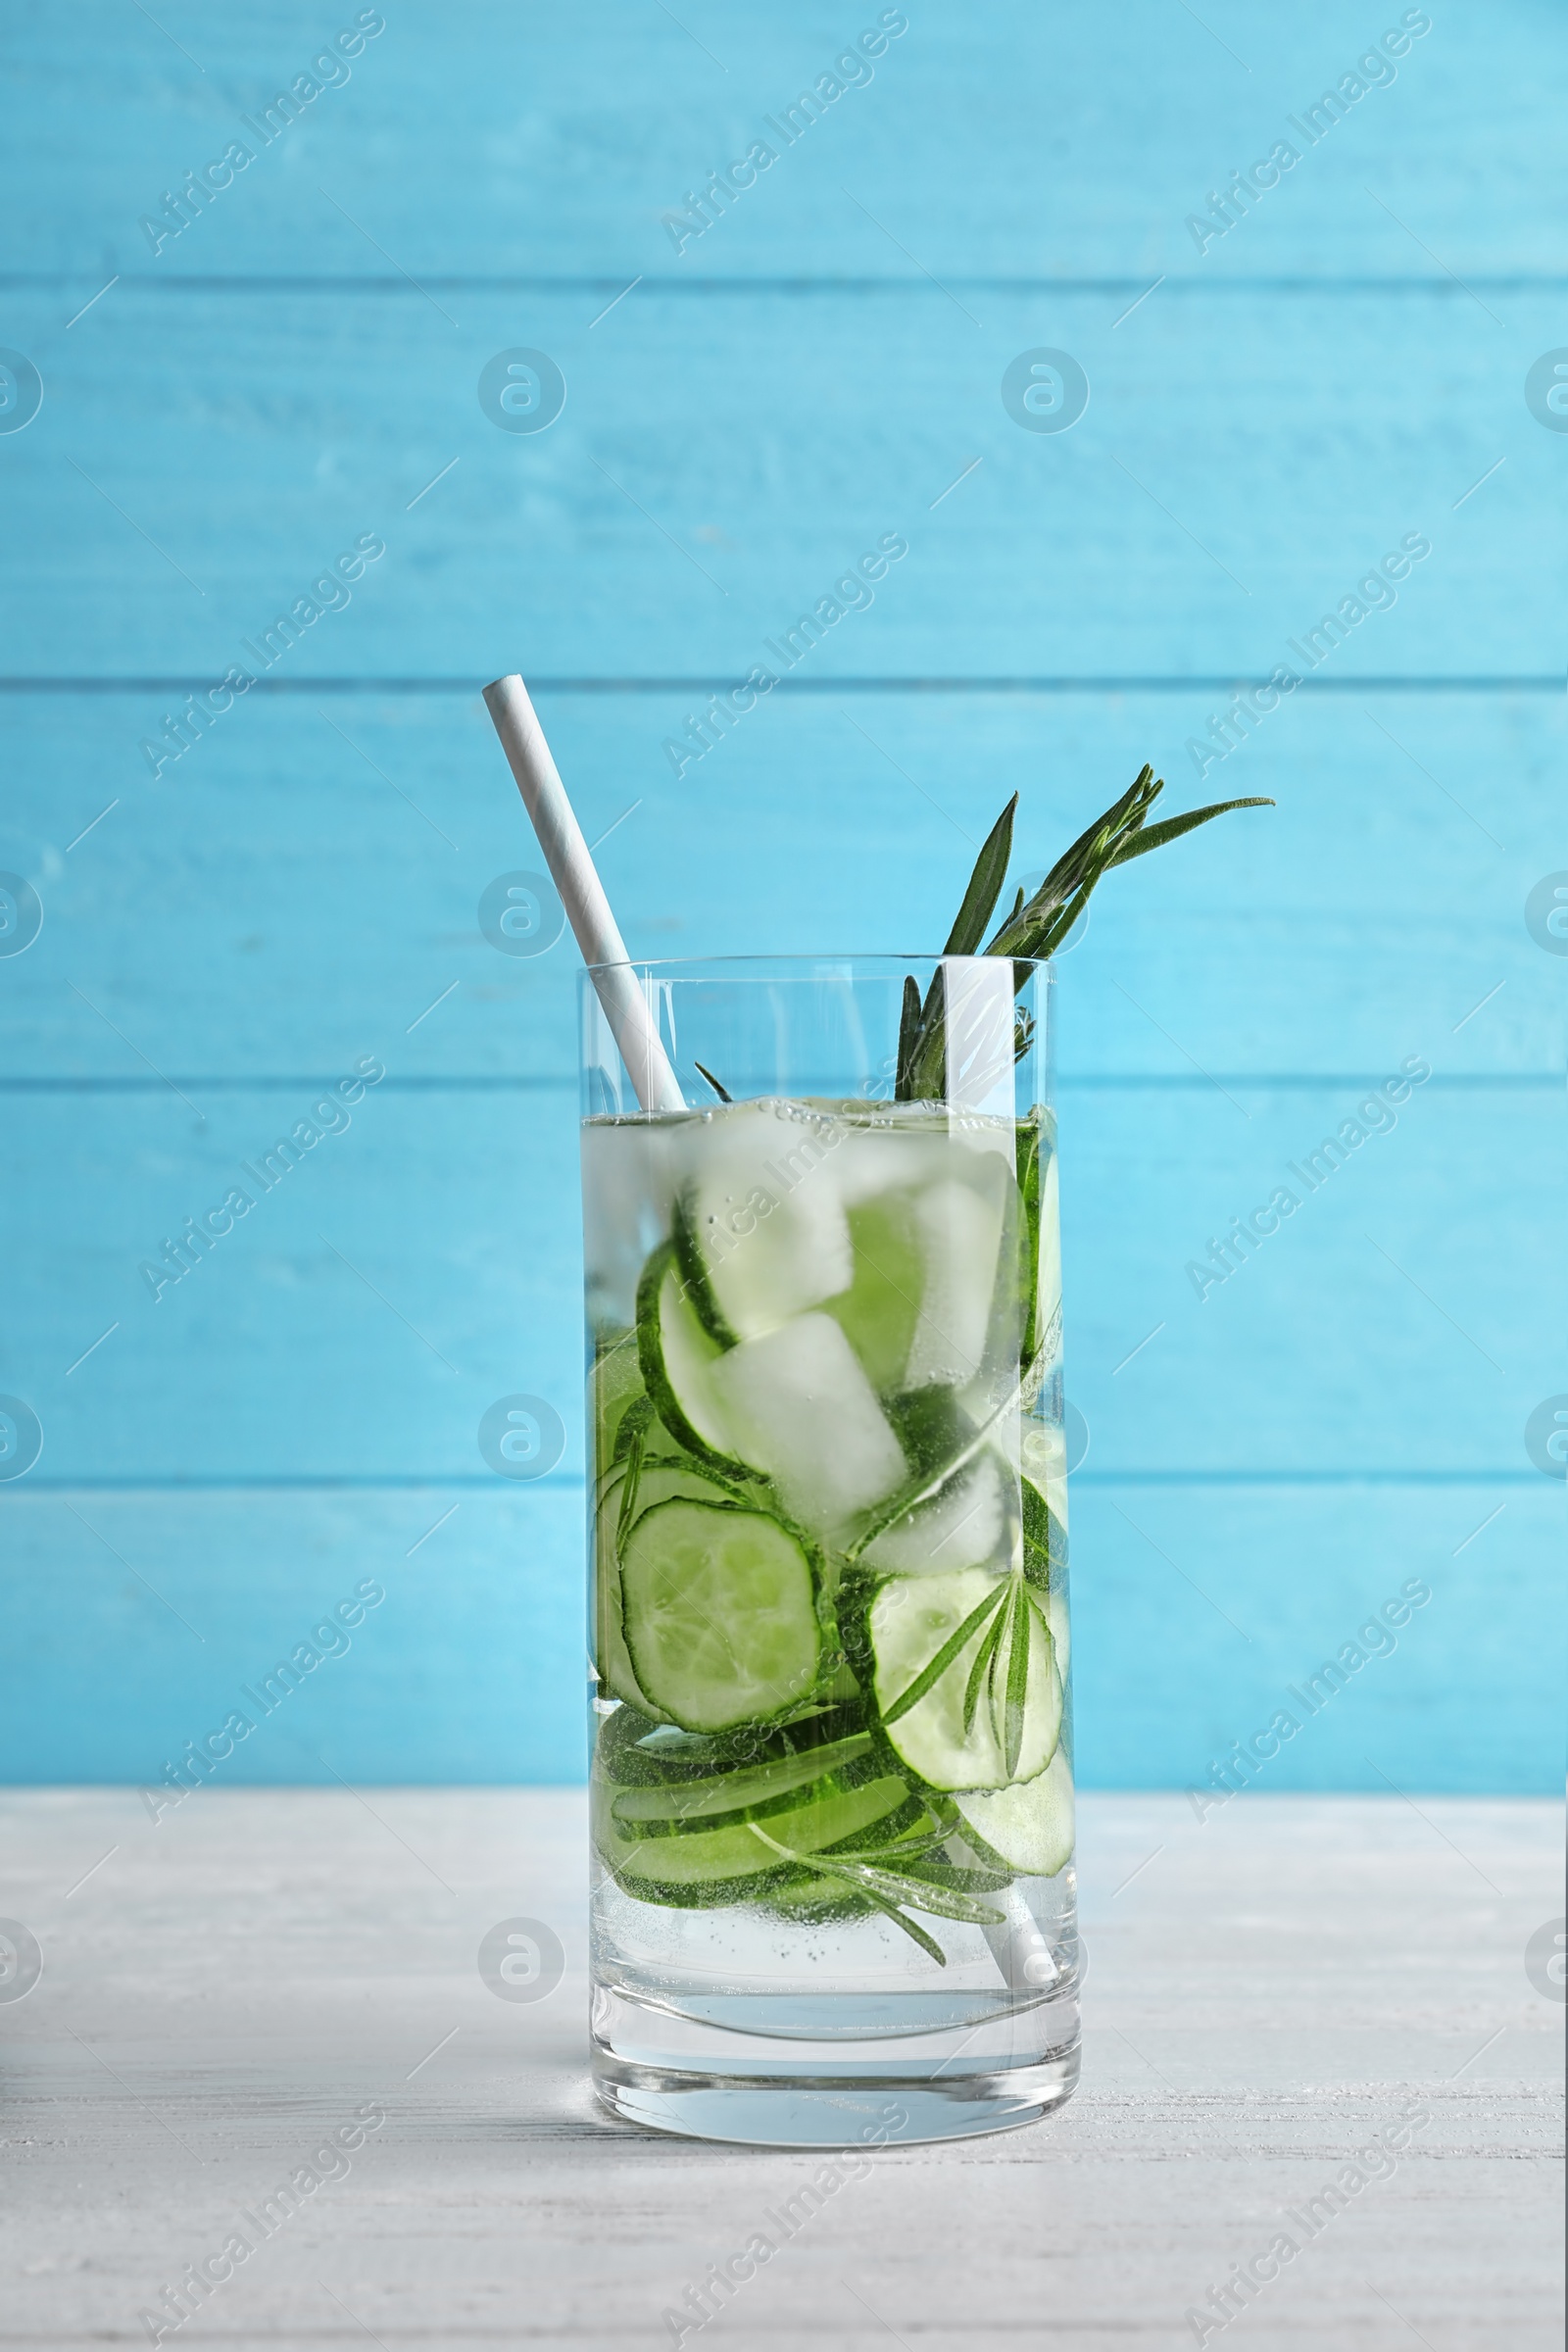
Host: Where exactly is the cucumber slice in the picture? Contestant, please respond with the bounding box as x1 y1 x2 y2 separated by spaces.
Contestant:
903 1173 1010 1392
679 1103 855 1342
956 1748 1074 1877
636 1244 752 1480
707 1311 907 1539
620 1498 822 1734
870 1567 1062 1792
598 1771 910 1892
860 1450 1011 1577
600 1692 867 1786
608 1731 873 1826
593 1459 743 1714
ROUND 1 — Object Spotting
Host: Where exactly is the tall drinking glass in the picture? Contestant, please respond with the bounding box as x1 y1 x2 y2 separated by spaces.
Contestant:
578 956 1077 2146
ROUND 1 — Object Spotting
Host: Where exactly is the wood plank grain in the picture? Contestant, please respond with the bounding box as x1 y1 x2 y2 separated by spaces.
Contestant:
0 1478 1555 1788
1 1081 1557 1481
1 4 1560 276
1 2 1558 1805
0 285 1559 675
0 1071 1558 1789
0 689 1557 1077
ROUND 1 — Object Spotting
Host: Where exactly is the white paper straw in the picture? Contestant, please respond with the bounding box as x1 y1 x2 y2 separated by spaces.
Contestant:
483 673 685 1114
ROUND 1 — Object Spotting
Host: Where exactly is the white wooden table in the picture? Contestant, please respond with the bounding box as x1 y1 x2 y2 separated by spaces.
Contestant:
1 1789 1560 2349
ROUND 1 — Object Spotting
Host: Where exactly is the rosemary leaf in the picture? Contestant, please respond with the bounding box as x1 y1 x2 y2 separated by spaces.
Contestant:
843 1863 1007 1928
880 1579 1011 1727
942 793 1018 956
963 1598 1008 1733
895 972 922 1099
1004 1579 1033 1781
854 1885 948 1963
1103 797 1274 867
895 763 1272 1101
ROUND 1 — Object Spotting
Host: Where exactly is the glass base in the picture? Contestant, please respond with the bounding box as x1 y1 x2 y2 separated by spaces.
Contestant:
592 1985 1080 2148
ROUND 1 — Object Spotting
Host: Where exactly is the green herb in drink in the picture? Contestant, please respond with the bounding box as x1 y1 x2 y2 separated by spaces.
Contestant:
896 764 1272 1102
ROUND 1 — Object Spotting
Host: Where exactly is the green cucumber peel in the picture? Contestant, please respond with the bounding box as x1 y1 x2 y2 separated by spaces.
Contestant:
609 1732 874 1827
601 1696 871 1788
634 1242 755 1482
671 1188 737 1348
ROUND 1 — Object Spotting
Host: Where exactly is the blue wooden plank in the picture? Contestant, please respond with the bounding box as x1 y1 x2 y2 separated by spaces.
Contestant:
1 0 1558 1799
0 1082 1557 1483
1069 1482 1561 1796
2 1089 582 1484
0 1486 587 1785
0 5 1561 278
1063 1081 1564 1482
0 287 1561 676
0 689 1557 1076
0 1480 1553 1791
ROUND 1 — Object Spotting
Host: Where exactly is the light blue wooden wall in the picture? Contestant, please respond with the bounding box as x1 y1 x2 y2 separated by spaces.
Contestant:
1 3 1561 1792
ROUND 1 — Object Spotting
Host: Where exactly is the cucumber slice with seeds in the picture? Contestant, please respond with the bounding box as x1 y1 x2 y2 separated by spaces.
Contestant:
620 1497 823 1734
593 1458 744 1715
869 1566 1062 1791
956 1748 1075 1877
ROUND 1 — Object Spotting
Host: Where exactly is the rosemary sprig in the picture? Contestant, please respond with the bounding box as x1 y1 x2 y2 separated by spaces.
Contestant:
879 1581 1010 1726
745 1820 1006 1967
962 1597 1009 1733
898 794 1017 1103
896 765 1273 1102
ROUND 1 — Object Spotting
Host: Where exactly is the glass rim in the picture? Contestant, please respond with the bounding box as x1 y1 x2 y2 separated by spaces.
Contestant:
580 953 1056 977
